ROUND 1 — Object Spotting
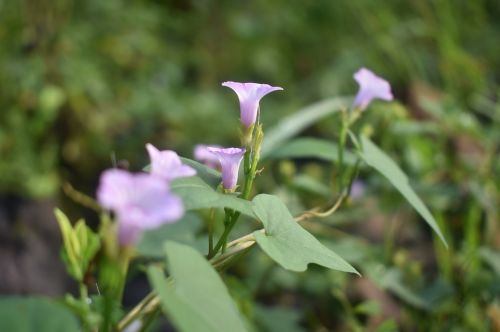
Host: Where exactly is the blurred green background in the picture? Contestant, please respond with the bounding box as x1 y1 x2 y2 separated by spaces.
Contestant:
1 0 499 331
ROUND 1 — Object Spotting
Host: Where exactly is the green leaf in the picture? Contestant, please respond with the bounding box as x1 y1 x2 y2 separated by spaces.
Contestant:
74 220 100 272
291 174 331 197
371 267 430 310
137 213 205 257
262 97 350 158
354 301 381 316
0 297 80 332
148 241 247 332
264 137 356 164
359 136 448 247
54 209 79 272
54 209 100 281
55 209 83 280
180 157 221 188
171 176 255 217
252 194 358 274
479 247 500 276
254 305 305 332
375 319 399 332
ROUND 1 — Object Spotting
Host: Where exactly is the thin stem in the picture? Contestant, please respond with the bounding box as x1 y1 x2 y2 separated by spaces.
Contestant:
210 211 240 257
79 283 88 305
226 232 257 247
63 182 103 212
294 193 346 223
207 208 215 257
116 249 132 305
221 209 235 253
243 146 252 175
337 111 348 192
211 240 255 269
117 293 156 331
103 249 131 331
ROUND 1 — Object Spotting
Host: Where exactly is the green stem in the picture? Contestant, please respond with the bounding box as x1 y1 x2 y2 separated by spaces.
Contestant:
207 208 215 257
100 247 131 332
221 209 234 252
346 159 361 197
337 111 348 192
210 125 263 257
243 146 251 174
116 250 131 305
79 283 88 304
215 211 241 255
208 209 236 258
118 292 156 331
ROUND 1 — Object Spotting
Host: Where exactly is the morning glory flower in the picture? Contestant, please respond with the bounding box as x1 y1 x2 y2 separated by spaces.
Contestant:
193 144 221 169
146 143 196 182
97 169 184 244
222 81 283 128
353 68 393 110
207 147 246 190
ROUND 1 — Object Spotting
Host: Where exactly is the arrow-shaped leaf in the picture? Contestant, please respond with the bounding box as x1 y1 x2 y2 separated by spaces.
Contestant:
359 136 447 247
148 241 247 332
252 194 358 274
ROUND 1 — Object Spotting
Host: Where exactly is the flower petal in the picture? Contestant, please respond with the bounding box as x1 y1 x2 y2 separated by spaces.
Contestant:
146 143 196 181
97 169 133 210
222 81 283 127
97 169 185 245
353 68 393 110
207 147 246 189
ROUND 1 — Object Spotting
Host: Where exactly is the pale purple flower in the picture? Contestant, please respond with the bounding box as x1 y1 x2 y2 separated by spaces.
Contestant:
193 144 221 169
97 169 184 244
353 68 393 110
146 143 196 182
222 81 283 127
349 180 365 200
207 147 246 190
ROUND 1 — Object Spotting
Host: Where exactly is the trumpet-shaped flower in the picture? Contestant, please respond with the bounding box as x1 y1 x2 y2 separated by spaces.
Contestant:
146 144 196 182
207 147 246 190
194 144 221 169
353 68 393 110
97 169 184 244
222 81 283 127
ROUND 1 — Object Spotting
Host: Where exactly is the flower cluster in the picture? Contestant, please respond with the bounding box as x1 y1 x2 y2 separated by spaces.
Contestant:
193 82 282 192
97 144 195 245
95 69 392 246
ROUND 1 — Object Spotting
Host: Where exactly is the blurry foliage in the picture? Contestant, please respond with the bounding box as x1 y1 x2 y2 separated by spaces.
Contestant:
1 0 500 331
1 0 499 196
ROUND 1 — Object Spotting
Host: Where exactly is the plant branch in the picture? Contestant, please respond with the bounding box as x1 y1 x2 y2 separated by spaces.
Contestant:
118 233 257 331
294 193 347 223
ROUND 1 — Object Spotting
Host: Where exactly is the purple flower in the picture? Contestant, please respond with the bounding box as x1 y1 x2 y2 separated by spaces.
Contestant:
97 169 184 244
207 147 246 190
222 81 283 127
349 180 365 200
353 68 393 110
193 144 221 169
146 144 196 182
